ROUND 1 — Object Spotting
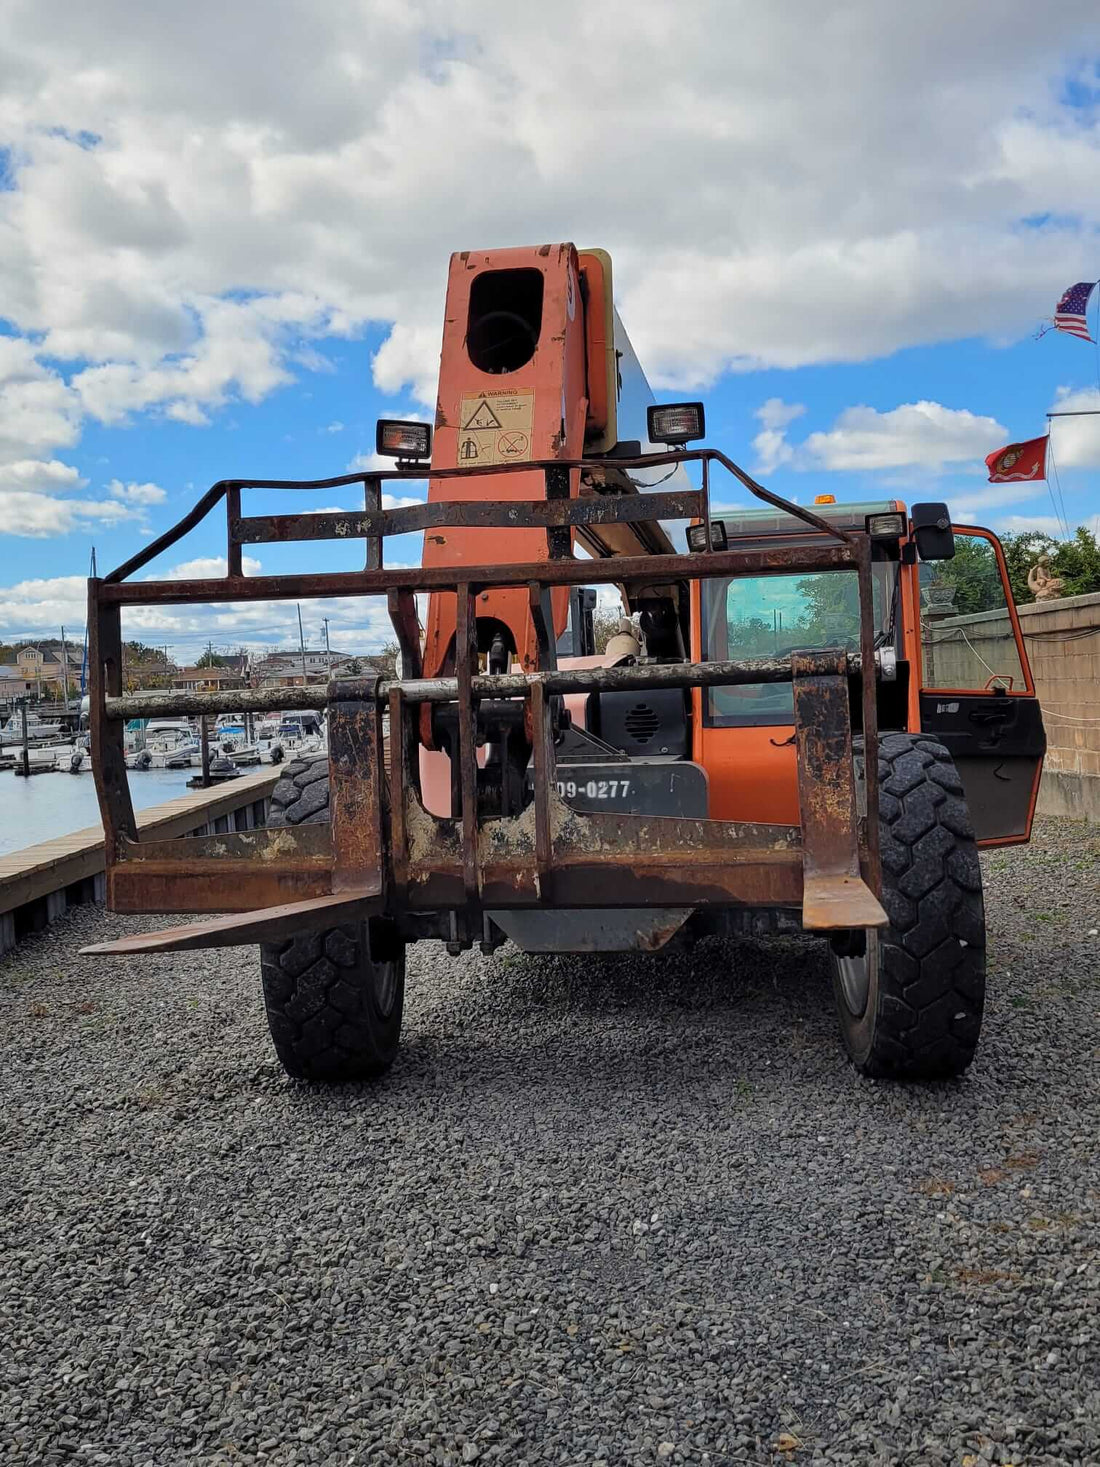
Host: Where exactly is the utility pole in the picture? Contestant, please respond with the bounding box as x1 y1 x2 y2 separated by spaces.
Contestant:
19 695 30 778
322 616 332 677
297 605 307 685
60 625 71 714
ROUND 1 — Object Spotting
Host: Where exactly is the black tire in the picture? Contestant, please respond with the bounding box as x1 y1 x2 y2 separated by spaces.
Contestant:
829 733 986 1079
260 756 405 1082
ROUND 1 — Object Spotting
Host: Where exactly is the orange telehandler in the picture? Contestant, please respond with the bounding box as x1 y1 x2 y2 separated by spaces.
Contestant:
84 243 1045 1082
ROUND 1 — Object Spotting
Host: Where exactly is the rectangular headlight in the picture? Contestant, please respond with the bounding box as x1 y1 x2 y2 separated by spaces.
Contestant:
647 402 706 445
866 512 905 539
687 521 727 553
376 419 432 460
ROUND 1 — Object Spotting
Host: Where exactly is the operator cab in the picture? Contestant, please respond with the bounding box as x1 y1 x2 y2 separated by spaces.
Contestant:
688 493 1043 845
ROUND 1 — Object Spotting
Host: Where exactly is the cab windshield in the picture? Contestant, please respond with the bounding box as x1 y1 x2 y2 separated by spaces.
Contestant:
703 566 896 724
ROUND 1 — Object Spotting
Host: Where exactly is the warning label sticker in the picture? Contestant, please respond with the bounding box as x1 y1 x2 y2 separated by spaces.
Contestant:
457 390 534 466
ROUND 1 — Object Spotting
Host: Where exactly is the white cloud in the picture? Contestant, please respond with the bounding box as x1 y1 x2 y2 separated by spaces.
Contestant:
325 420 344 433
993 511 1100 538
0 0 1098 474
0 490 135 537
158 555 263 580
1 459 86 494
802 402 1007 472
0 350 82 465
346 450 391 475
752 397 1008 475
949 483 1051 521
108 478 167 505
70 294 332 427
371 323 442 407
1047 386 1100 468
995 514 1067 536
0 566 404 661
0 574 88 633
0 453 150 538
752 398 805 472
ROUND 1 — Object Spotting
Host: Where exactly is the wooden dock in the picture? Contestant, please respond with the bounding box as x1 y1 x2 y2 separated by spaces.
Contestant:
0 768 281 954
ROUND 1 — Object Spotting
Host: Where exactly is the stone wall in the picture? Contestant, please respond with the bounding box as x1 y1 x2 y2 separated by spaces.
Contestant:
1017 591 1100 822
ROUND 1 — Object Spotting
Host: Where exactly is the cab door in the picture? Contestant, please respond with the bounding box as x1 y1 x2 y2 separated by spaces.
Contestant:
916 527 1045 845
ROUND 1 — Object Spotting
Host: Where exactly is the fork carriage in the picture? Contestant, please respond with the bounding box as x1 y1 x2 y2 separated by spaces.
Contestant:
86 448 888 959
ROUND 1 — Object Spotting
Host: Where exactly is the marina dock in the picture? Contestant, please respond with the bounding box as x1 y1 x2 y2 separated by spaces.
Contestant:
0 767 280 954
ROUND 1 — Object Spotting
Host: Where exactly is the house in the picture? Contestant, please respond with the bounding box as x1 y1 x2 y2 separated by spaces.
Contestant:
0 665 34 704
122 651 177 690
16 644 83 691
171 666 248 693
331 656 379 679
251 651 376 688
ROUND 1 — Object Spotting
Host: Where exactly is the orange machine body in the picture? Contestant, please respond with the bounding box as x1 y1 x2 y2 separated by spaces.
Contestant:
689 515 924 825
421 244 590 681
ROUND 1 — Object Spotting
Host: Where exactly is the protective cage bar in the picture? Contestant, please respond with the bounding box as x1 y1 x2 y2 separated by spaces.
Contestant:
86 449 885 952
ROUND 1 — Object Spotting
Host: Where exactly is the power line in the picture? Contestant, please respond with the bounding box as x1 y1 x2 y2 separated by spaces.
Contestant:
1044 433 1071 540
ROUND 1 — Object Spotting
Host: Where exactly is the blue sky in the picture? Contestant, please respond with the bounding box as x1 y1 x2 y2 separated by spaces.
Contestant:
2 1 1100 661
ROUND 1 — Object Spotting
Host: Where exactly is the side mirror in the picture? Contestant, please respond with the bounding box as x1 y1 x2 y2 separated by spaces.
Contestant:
911 502 955 561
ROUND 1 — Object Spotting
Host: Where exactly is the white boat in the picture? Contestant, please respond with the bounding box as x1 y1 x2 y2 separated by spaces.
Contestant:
144 721 201 767
123 719 148 753
269 712 326 753
227 745 263 767
156 743 203 769
0 710 66 746
7 741 86 773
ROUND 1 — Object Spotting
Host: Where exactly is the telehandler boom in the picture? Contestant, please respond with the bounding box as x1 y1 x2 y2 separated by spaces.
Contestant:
84 243 1045 1081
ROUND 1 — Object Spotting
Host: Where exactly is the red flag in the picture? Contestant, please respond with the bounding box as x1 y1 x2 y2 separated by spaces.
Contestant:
985 435 1047 484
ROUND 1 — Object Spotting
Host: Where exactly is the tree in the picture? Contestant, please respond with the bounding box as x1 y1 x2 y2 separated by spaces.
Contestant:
374 640 399 679
997 526 1100 605
196 648 225 668
592 608 624 654
925 533 1004 615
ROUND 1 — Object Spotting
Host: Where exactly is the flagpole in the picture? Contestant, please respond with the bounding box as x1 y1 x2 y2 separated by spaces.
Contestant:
1045 410 1100 418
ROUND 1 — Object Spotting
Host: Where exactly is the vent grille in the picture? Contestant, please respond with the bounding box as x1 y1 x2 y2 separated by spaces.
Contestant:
623 702 660 745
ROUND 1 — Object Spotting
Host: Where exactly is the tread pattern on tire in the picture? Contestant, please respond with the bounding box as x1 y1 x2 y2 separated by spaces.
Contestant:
260 757 402 1082
268 753 331 824
260 922 397 1081
854 732 986 1078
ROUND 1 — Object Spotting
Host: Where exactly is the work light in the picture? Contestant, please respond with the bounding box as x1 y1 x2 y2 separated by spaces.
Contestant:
687 521 728 553
647 402 706 445
376 419 432 460
865 512 906 539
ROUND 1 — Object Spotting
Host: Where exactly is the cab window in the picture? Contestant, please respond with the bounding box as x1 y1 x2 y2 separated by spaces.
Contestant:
703 567 895 725
920 532 1026 691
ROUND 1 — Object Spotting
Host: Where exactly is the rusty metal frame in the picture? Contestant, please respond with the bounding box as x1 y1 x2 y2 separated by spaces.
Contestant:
85 448 887 957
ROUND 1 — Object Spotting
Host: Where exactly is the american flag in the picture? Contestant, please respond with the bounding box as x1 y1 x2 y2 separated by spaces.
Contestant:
1054 280 1096 342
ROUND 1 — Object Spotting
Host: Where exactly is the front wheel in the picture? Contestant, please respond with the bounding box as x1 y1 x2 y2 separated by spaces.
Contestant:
260 920 405 1082
259 755 405 1082
829 733 986 1079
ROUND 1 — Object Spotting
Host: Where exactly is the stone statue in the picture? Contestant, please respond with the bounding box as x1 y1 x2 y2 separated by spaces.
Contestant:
1027 553 1065 602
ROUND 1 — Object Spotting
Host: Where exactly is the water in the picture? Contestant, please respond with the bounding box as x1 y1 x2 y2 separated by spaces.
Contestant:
0 768 194 857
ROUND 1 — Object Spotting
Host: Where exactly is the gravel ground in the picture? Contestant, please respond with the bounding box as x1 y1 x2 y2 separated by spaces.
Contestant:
2 815 1099 1467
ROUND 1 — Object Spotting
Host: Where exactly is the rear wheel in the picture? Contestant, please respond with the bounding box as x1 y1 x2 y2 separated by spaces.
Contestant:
829 733 986 1079
259 756 405 1082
